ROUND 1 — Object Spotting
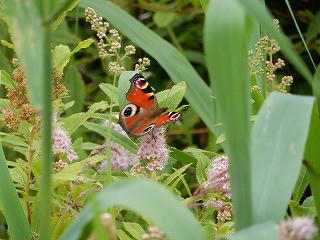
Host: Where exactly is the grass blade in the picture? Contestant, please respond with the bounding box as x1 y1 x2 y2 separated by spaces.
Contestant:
204 0 252 230
0 137 32 239
304 102 320 225
60 180 204 240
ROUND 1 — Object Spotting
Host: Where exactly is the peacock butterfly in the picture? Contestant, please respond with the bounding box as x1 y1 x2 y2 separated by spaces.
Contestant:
118 74 182 139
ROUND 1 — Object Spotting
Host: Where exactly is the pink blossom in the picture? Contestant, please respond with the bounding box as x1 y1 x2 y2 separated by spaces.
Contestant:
279 217 317 240
99 117 139 171
203 156 231 198
52 126 78 162
137 127 169 171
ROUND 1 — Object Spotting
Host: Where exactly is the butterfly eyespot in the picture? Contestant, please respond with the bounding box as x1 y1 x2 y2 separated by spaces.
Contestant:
143 124 154 135
124 106 132 117
121 104 139 118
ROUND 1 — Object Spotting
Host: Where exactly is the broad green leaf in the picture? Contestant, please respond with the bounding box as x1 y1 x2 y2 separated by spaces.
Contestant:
52 44 70 72
204 0 252 229
227 222 279 240
79 0 215 134
156 81 186 111
122 222 145 240
251 93 314 223
60 180 204 240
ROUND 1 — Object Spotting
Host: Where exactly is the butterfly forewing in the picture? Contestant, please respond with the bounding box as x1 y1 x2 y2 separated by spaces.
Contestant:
126 74 157 109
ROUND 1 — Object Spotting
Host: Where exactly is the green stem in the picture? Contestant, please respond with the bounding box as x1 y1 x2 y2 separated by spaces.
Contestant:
39 22 52 240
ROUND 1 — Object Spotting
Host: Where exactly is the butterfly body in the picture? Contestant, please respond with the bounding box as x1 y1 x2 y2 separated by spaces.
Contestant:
118 74 182 139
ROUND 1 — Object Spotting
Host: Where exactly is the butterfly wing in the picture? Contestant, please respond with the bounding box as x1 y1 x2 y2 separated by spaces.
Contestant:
154 112 182 127
118 74 182 139
126 74 157 109
119 105 166 139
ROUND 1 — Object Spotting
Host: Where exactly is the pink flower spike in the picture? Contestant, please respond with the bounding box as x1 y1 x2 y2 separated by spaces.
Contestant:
137 127 169 172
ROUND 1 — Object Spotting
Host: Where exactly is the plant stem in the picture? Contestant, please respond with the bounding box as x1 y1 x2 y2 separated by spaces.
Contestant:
39 22 53 240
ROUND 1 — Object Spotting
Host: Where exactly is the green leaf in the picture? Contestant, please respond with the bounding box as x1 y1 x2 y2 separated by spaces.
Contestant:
0 134 29 148
60 180 204 240
9 167 27 186
99 83 119 105
196 158 206 185
79 0 215 134
292 166 309 202
2 0 45 108
153 12 176 28
169 147 198 165
302 196 317 215
118 71 138 109
62 101 109 134
63 66 86 114
204 0 252 230
251 93 315 223
52 0 80 30
304 101 320 225
117 229 133 240
82 122 138 153
0 140 32 239
122 222 145 240
55 38 94 73
156 81 186 111
52 44 70 72
162 164 191 187
0 70 18 90
1 40 15 50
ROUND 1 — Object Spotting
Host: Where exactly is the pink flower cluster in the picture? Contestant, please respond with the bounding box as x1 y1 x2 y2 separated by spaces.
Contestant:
52 126 78 162
137 127 169 171
203 156 231 199
100 118 139 171
278 217 317 240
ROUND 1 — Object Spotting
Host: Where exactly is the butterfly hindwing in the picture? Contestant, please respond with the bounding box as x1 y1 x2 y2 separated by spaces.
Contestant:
155 112 182 127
